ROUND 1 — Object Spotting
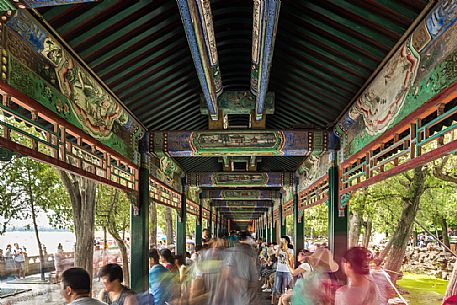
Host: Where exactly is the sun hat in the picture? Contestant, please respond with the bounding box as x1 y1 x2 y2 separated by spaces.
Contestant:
308 247 339 273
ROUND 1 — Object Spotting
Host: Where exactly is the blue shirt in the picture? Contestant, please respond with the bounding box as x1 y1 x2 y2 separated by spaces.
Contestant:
149 264 173 305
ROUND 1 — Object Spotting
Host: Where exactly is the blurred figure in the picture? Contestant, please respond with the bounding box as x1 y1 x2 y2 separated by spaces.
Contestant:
5 245 15 277
370 256 392 305
54 243 65 283
149 249 173 305
97 263 136 305
219 231 260 305
291 247 339 305
174 255 187 284
335 247 380 305
62 267 106 305
202 229 210 244
190 238 224 304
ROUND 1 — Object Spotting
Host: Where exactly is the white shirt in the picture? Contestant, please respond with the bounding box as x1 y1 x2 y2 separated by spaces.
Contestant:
298 262 311 273
276 249 294 272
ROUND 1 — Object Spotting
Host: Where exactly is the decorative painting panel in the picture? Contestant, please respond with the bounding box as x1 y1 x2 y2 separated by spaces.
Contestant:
296 152 331 193
211 200 273 207
4 10 144 163
188 172 289 188
200 91 275 115
337 0 457 161
155 130 315 157
202 189 277 200
149 155 183 192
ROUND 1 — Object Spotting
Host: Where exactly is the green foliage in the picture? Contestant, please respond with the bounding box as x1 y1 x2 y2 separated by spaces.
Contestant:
302 203 328 239
0 156 70 233
348 154 457 240
95 184 130 238
155 203 176 237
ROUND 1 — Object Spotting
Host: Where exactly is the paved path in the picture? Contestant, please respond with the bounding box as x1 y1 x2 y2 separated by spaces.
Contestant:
0 274 103 305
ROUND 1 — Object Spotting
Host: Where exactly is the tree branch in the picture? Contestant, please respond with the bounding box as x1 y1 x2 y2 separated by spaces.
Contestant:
433 167 457 184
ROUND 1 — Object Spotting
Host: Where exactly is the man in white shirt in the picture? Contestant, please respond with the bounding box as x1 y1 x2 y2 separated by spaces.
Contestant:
62 268 107 305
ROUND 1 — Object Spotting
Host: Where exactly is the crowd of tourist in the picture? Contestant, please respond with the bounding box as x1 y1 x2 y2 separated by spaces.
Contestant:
1 230 402 305
60 230 403 305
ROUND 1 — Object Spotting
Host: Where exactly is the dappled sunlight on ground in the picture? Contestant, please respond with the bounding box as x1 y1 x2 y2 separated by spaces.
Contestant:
397 273 447 305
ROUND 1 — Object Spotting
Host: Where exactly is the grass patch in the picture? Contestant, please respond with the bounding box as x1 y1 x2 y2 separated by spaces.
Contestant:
397 272 448 305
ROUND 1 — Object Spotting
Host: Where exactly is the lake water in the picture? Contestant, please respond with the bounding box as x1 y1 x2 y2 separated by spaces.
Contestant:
0 231 76 256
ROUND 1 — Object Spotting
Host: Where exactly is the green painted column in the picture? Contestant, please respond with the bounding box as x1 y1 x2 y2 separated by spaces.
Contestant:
293 178 304 268
215 209 219 238
271 209 277 243
328 157 348 268
279 192 286 237
208 207 213 238
130 136 149 293
196 192 203 247
176 176 187 255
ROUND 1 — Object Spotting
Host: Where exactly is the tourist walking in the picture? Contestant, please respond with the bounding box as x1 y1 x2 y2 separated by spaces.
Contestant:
335 247 380 305
97 263 136 305
62 267 107 305
219 231 260 305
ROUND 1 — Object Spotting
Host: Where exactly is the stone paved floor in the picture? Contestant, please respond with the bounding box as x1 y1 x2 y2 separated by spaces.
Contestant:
0 274 103 305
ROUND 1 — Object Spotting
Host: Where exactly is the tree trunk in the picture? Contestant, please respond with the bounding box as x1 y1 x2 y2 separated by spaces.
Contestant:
108 225 129 286
149 201 157 248
442 217 450 250
59 171 97 277
348 210 363 248
362 220 372 249
383 167 427 282
445 260 457 300
31 202 45 281
27 165 45 281
164 207 173 245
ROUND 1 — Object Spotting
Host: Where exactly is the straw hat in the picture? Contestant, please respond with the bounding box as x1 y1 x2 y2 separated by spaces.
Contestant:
308 247 339 273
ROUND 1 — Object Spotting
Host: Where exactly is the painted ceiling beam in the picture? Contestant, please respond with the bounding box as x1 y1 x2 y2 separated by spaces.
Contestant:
187 172 292 188
251 0 281 120
203 189 278 200
152 129 328 157
219 208 268 212
200 91 275 115
3 0 97 9
211 200 273 207
176 0 222 120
